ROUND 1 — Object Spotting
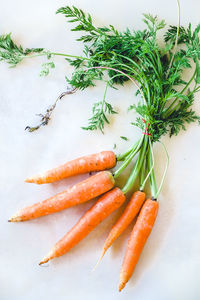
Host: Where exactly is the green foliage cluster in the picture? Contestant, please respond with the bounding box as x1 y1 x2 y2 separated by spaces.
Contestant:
1 6 200 139
57 6 200 140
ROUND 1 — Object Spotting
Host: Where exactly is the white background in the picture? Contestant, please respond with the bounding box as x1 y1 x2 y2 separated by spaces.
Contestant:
1 0 200 299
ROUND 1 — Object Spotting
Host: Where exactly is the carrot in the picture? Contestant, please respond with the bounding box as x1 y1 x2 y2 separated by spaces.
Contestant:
9 171 115 222
25 151 116 184
39 187 126 265
119 199 159 292
99 191 145 261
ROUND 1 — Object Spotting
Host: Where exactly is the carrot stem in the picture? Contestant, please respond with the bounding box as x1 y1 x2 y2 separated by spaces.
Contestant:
139 156 147 190
154 141 169 199
140 138 154 191
147 145 157 199
114 136 144 179
122 135 149 194
116 139 140 161
164 69 196 117
26 51 90 61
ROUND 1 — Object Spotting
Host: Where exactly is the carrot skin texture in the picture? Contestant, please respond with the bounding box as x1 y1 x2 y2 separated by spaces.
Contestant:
9 171 115 222
119 199 159 292
25 151 116 184
40 188 126 264
101 191 145 258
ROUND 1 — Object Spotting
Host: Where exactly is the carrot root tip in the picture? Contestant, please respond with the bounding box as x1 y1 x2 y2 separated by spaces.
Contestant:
39 256 50 265
25 177 35 183
92 249 106 272
39 259 49 265
118 282 125 292
8 214 21 222
39 250 54 265
118 271 128 292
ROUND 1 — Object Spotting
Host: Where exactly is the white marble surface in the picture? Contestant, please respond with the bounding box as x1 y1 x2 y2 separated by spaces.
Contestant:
1 1 200 299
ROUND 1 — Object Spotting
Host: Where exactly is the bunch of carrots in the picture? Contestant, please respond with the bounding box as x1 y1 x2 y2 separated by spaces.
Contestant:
4 1 200 292
9 147 159 291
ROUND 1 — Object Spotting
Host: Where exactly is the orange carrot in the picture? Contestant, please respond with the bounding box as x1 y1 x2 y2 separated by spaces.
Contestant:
119 199 159 292
39 187 126 265
99 191 145 261
25 151 116 184
9 171 115 222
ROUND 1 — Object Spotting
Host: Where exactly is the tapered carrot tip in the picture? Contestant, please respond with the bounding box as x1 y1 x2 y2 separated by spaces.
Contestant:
118 272 127 291
8 213 21 222
39 252 53 265
118 283 125 292
39 258 48 265
25 177 36 183
98 249 106 263
92 249 106 271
